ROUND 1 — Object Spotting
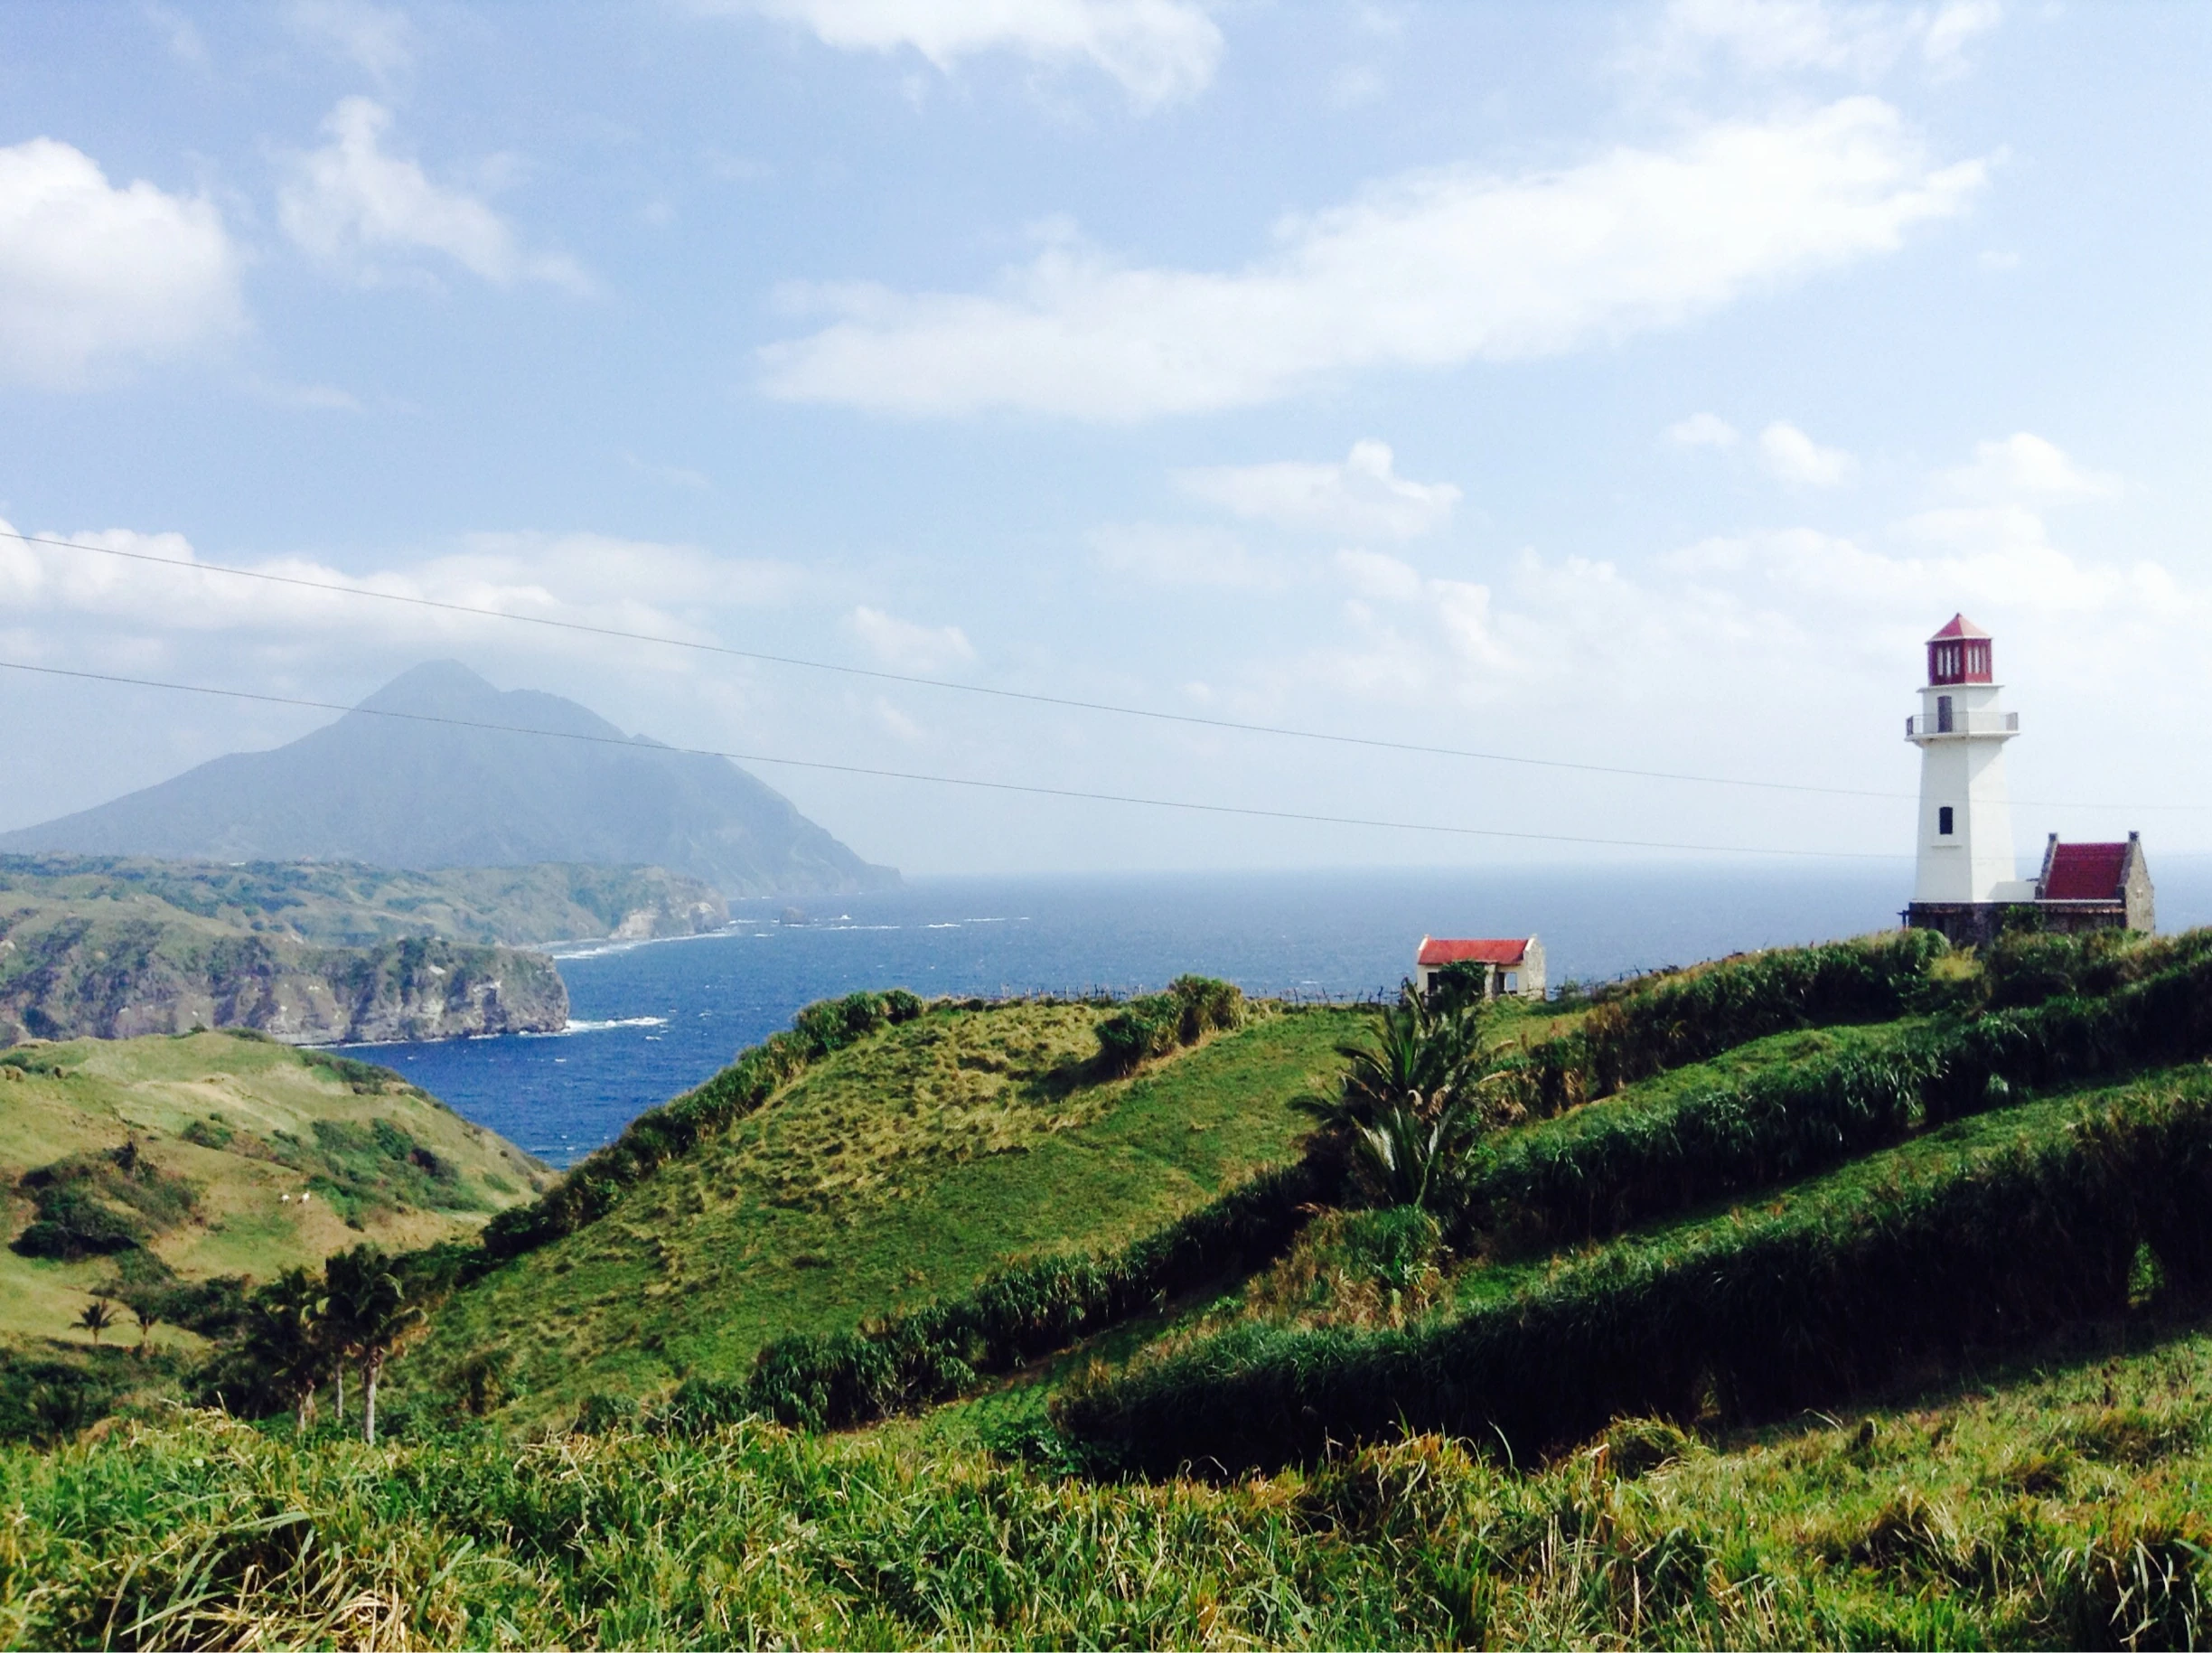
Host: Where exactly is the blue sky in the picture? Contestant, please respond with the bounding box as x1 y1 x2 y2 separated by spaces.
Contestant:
1 0 2207 878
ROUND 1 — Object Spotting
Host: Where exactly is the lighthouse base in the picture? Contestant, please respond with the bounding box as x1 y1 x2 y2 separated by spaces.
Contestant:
1902 902 2039 949
1905 900 2140 949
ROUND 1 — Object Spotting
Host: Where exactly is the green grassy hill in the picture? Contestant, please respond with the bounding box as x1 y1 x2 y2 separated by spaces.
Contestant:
417 995 1376 1416
1 1031 551 1354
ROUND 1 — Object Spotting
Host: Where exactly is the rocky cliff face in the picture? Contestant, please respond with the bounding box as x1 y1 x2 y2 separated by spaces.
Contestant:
0 919 567 1046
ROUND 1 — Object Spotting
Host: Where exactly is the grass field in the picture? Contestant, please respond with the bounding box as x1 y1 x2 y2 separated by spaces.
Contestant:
1 1032 550 1353
412 1000 1371 1418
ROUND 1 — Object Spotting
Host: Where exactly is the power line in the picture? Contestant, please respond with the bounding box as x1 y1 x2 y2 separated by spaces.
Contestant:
7 524 2195 813
0 658 1908 861
1 524 1917 802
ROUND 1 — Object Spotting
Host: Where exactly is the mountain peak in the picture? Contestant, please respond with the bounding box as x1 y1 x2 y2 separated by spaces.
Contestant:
0 663 897 897
357 660 504 716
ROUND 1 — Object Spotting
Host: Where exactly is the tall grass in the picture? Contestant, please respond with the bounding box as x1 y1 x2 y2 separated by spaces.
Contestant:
1057 1072 2212 1474
8 1333 2212 1649
1489 929 1950 1115
1461 944 2212 1254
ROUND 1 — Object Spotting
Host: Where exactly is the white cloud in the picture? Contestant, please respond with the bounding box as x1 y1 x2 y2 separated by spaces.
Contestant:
1317 549 1515 699
1176 440 1460 540
728 0 1223 108
285 0 417 80
1941 432 2120 502
0 137 243 388
1758 419 1856 485
278 99 588 291
1668 411 1740 448
1646 0 2002 80
759 98 1985 419
848 605 977 673
1090 522 1281 588
1334 547 1426 601
0 522 797 659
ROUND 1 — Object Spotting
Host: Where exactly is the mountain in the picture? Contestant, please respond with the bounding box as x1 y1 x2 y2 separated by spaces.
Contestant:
0 662 897 897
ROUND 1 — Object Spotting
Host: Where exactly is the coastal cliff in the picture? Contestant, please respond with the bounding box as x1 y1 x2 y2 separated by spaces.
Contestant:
0 918 567 1046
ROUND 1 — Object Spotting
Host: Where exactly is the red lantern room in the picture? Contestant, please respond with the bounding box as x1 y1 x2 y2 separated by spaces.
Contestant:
1926 614 1993 686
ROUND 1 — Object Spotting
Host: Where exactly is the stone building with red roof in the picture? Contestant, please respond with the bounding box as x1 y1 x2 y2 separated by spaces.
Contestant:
1415 935 1546 1000
2029 832 2154 934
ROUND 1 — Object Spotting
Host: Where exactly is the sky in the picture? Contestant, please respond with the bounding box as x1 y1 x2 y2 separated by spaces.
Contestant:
1 0 2207 880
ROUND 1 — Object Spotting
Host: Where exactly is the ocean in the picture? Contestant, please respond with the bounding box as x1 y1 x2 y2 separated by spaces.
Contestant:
345 861 2212 1168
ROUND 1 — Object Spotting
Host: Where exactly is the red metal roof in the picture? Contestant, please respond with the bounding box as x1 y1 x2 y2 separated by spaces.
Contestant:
1419 936 1529 967
1928 613 1991 641
2043 841 2130 901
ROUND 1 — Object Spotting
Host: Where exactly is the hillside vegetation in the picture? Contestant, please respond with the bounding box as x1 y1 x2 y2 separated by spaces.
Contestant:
0 1030 552 1354
0 854 728 949
415 986 1372 1418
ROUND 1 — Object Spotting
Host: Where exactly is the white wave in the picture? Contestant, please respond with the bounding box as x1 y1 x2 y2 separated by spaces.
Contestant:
562 1016 671 1034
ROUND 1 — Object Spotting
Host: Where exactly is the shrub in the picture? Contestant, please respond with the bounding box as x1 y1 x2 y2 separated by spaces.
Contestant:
1094 976 1242 1076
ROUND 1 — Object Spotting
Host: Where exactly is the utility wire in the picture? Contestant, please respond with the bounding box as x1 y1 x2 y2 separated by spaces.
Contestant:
7 525 2193 813
1 525 1916 802
0 658 1907 861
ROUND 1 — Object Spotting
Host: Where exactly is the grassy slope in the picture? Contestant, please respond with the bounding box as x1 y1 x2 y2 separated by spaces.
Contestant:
0 1032 552 1352
5 1314 2206 1648
418 1000 1369 1414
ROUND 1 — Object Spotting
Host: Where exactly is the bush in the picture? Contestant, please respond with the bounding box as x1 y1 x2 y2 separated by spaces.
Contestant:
1096 976 1243 1077
0 1349 136 1445
1057 1077 2212 1475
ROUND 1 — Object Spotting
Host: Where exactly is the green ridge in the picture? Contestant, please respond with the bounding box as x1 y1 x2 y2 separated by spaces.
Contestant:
414 1000 1371 1417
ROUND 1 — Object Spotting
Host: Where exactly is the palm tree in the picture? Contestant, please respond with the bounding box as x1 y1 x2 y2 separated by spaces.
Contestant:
76 1298 117 1347
1295 980 1494 1208
1296 979 1489 1132
1351 1098 1484 1212
130 1301 162 1357
322 1245 425 1445
243 1267 327 1430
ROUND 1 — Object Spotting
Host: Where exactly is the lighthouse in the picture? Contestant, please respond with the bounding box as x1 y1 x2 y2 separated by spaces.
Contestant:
1903 615 2035 944
1901 615 2158 944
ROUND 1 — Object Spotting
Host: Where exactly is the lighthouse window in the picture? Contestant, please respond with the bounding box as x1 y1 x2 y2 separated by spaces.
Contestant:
1936 695 1954 733
1939 806 1954 836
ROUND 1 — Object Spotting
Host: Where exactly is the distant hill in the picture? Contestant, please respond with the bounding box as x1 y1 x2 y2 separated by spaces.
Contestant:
0 856 729 949
0 662 896 897
0 1029 552 1351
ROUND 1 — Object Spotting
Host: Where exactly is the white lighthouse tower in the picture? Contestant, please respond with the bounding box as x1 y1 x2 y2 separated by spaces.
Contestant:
1905 615 2034 940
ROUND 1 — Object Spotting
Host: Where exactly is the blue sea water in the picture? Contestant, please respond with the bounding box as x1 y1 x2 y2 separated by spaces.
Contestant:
347 861 2212 1168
